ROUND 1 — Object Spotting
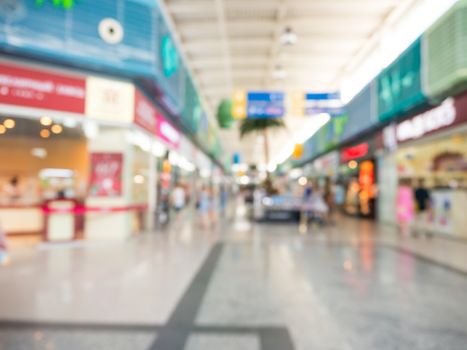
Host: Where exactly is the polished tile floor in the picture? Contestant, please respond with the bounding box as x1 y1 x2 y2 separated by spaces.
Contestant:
1 207 467 350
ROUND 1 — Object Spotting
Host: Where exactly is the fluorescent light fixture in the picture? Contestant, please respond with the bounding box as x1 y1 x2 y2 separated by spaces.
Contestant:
152 141 166 157
200 169 211 178
83 121 99 139
39 168 75 178
63 118 78 128
239 176 250 185
280 26 298 46
134 174 145 184
31 148 47 159
289 168 302 179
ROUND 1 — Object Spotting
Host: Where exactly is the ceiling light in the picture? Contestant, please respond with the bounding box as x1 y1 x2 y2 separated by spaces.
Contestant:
280 26 298 46
51 124 63 134
31 148 47 159
4 119 15 129
40 117 53 126
0 125 6 135
40 129 51 138
134 174 145 184
63 118 78 128
272 65 288 80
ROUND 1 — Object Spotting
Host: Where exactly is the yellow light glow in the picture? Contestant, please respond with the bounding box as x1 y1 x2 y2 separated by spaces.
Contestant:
3 119 15 129
40 117 53 126
40 129 51 138
0 125 6 134
51 124 63 134
298 176 308 186
348 160 358 169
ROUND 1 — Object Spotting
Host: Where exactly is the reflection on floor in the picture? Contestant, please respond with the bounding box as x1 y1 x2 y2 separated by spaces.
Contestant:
1 208 467 350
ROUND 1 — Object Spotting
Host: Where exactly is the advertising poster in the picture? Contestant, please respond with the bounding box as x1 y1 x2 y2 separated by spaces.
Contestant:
89 153 123 197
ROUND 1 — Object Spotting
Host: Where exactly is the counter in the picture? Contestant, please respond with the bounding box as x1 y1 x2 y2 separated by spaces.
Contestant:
0 204 43 234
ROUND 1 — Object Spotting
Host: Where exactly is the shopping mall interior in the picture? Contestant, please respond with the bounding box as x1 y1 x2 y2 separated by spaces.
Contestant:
0 1 467 349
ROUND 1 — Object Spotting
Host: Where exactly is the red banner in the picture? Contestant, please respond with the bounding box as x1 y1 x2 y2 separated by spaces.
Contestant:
134 89 159 135
0 62 86 114
89 153 123 197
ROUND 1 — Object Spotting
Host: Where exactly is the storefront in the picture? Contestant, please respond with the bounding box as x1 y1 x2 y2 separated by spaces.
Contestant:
0 59 197 241
379 93 467 238
339 138 378 218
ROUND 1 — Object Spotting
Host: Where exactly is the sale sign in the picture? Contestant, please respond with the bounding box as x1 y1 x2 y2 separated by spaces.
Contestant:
134 89 159 135
0 62 86 113
89 153 124 197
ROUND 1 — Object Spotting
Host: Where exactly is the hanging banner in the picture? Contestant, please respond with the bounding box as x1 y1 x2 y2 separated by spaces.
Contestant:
0 62 86 114
157 114 180 149
232 91 285 119
89 153 124 197
134 89 159 135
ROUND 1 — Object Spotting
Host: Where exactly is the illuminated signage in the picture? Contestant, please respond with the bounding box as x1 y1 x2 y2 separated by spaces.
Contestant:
35 0 78 9
161 35 179 78
397 98 456 142
232 91 284 119
341 143 369 162
383 98 457 148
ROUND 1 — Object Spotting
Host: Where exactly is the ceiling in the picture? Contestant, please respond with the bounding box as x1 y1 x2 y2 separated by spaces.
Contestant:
161 0 407 165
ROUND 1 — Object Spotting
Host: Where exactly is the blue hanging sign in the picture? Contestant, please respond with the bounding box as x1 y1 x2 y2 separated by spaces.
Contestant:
304 92 343 116
246 91 285 119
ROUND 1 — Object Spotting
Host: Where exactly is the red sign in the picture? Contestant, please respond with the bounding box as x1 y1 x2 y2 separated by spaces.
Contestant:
0 62 86 114
157 114 180 149
89 153 123 197
134 89 159 135
341 143 369 162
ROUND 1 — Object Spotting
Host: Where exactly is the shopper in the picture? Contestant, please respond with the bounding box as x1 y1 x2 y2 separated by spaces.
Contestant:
310 180 329 225
219 184 228 217
324 178 335 225
198 185 210 228
172 183 186 216
414 178 432 237
396 178 415 237
301 182 313 226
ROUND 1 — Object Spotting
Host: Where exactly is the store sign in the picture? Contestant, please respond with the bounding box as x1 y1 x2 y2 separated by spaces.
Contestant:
85 77 135 123
304 92 344 116
341 143 369 162
383 97 459 148
377 39 426 122
161 35 179 78
0 62 86 113
157 115 180 149
35 0 78 9
233 91 285 119
89 153 123 197
134 89 158 135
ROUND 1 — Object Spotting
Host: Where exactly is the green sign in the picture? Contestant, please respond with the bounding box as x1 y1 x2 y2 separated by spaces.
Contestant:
377 39 426 122
35 0 78 9
161 35 179 78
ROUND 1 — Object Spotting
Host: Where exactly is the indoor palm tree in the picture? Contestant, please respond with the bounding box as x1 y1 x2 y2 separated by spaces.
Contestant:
239 118 286 172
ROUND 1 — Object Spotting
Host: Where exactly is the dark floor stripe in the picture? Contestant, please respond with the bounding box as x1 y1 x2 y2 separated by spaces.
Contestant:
259 328 295 350
147 242 224 350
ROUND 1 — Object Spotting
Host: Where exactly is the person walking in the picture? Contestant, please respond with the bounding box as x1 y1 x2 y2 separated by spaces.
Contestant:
198 185 210 229
172 183 186 217
397 178 415 237
414 178 432 237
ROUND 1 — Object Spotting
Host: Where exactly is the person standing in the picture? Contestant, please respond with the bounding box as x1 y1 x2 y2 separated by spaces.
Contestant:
396 178 415 237
414 179 431 237
198 185 210 228
172 183 186 217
